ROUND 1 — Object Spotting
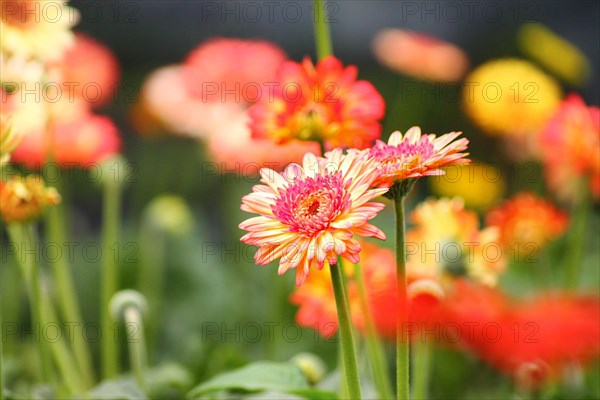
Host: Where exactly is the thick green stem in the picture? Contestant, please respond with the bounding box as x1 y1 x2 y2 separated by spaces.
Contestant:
330 262 361 399
395 197 410 400
354 263 394 400
101 176 122 379
564 181 590 290
412 340 432 400
124 307 148 392
0 310 4 400
45 201 95 387
313 0 333 60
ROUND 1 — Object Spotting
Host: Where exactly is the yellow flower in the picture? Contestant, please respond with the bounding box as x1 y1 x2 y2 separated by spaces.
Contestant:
463 59 561 136
407 197 506 287
518 23 591 87
0 0 79 61
0 175 61 223
429 162 506 211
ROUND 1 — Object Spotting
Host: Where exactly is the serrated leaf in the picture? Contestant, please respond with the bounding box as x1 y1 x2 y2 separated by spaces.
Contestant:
187 361 310 398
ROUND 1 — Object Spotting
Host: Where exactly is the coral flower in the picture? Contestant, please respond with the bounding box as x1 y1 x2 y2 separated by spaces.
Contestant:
54 32 120 108
407 197 506 287
366 126 470 188
463 59 561 136
11 111 121 168
537 94 600 201
248 55 385 150
0 0 79 61
184 38 287 103
372 29 470 82
429 162 506 211
0 175 60 223
239 150 388 285
486 192 568 249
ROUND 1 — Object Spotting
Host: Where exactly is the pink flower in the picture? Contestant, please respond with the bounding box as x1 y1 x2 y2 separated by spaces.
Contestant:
54 32 120 108
366 126 470 187
11 110 121 168
248 56 385 150
239 150 388 285
184 38 287 103
538 94 600 200
373 29 470 82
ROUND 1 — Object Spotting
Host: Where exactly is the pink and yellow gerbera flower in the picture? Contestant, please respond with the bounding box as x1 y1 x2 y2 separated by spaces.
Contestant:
239 150 388 285
366 126 470 188
248 55 385 150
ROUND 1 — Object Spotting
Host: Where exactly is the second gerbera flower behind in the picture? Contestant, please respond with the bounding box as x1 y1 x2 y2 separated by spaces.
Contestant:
239 149 388 285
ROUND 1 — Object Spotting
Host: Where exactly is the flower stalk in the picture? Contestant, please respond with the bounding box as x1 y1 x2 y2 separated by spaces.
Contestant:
412 339 432 400
354 263 394 400
330 260 362 399
564 179 590 290
313 0 333 60
395 196 410 400
100 158 125 379
45 198 95 387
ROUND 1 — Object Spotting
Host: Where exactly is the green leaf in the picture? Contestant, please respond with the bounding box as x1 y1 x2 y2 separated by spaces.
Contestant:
87 378 147 400
187 361 310 398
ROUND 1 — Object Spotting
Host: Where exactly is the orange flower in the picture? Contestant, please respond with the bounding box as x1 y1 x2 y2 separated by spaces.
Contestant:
239 150 388 285
372 29 469 82
11 110 121 168
53 32 120 108
184 38 287 103
0 175 60 223
538 94 600 201
248 56 385 150
486 192 568 249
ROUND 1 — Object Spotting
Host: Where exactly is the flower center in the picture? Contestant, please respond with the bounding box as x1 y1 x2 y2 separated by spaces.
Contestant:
272 171 349 236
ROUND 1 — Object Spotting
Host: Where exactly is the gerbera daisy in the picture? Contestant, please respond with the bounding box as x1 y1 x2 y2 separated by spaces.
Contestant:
486 191 569 249
248 55 385 150
239 150 388 285
365 126 470 191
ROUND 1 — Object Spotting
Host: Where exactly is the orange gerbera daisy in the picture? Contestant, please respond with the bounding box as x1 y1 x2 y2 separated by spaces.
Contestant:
0 175 61 223
364 126 470 190
486 192 568 249
248 55 385 150
239 150 388 285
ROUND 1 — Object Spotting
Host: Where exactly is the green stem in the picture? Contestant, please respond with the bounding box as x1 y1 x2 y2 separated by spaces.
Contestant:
101 175 122 379
137 225 165 359
412 340 432 400
6 224 52 381
564 181 590 290
45 201 95 387
124 307 148 392
354 263 394 400
330 261 361 399
0 309 4 400
313 0 333 60
394 197 410 400
7 224 85 395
